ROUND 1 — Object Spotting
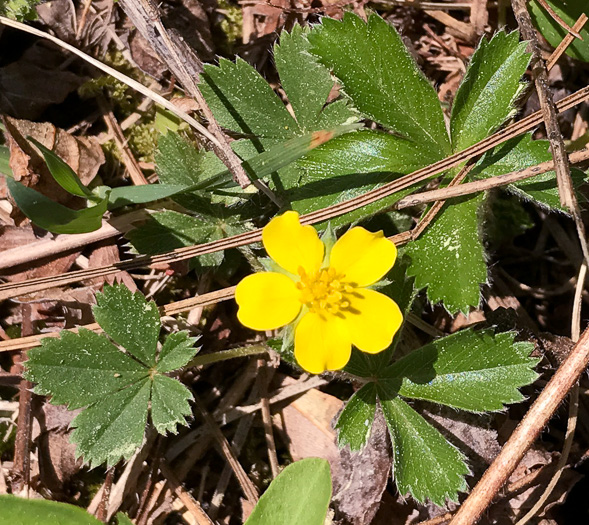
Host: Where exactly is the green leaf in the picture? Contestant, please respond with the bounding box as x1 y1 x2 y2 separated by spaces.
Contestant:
274 25 356 131
196 25 363 209
0 144 13 176
24 329 147 409
156 331 199 374
335 383 378 451
28 137 95 199
70 378 151 468
406 194 487 314
93 284 161 367
384 329 539 412
108 184 189 209
201 58 298 139
379 396 469 504
6 177 108 234
450 30 530 152
150 374 194 434
292 130 432 227
155 132 227 206
473 134 586 212
245 458 332 525
1 0 42 20
308 13 450 159
0 495 103 525
530 0 589 62
156 132 213 184
515 167 587 210
115 514 134 525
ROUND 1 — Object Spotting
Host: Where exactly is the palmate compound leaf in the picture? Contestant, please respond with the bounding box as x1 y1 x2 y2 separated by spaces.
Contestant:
335 328 538 504
25 284 198 467
406 29 531 314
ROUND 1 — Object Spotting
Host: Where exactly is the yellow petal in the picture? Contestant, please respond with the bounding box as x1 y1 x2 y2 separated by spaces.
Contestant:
344 289 402 353
294 312 352 374
262 211 324 276
329 227 397 287
235 272 301 331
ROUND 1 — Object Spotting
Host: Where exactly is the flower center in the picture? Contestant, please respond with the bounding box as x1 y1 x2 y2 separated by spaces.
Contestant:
296 267 353 315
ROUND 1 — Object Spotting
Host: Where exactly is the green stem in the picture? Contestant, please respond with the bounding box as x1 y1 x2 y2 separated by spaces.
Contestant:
188 345 268 368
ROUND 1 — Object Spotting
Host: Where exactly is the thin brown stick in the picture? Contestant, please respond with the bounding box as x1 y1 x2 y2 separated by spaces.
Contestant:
396 147 589 209
534 0 583 39
98 97 149 186
96 467 115 523
511 1 580 214
514 261 587 524
546 13 588 71
512 0 589 273
160 461 215 525
0 210 146 271
417 463 555 525
208 361 264 519
259 358 280 479
76 0 93 39
10 304 34 496
193 395 259 505
418 513 453 525
449 324 589 525
2 85 588 302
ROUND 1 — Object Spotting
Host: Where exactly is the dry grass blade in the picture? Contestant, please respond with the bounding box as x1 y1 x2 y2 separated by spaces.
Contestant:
160 462 215 525
2 86 589 302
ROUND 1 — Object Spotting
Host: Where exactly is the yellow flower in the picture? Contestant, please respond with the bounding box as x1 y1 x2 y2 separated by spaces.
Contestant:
235 211 403 374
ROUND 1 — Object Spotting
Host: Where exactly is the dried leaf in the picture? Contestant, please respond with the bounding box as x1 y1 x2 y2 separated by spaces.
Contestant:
280 387 392 524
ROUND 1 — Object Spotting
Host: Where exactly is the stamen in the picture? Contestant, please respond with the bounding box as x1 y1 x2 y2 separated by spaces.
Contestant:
296 267 354 315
